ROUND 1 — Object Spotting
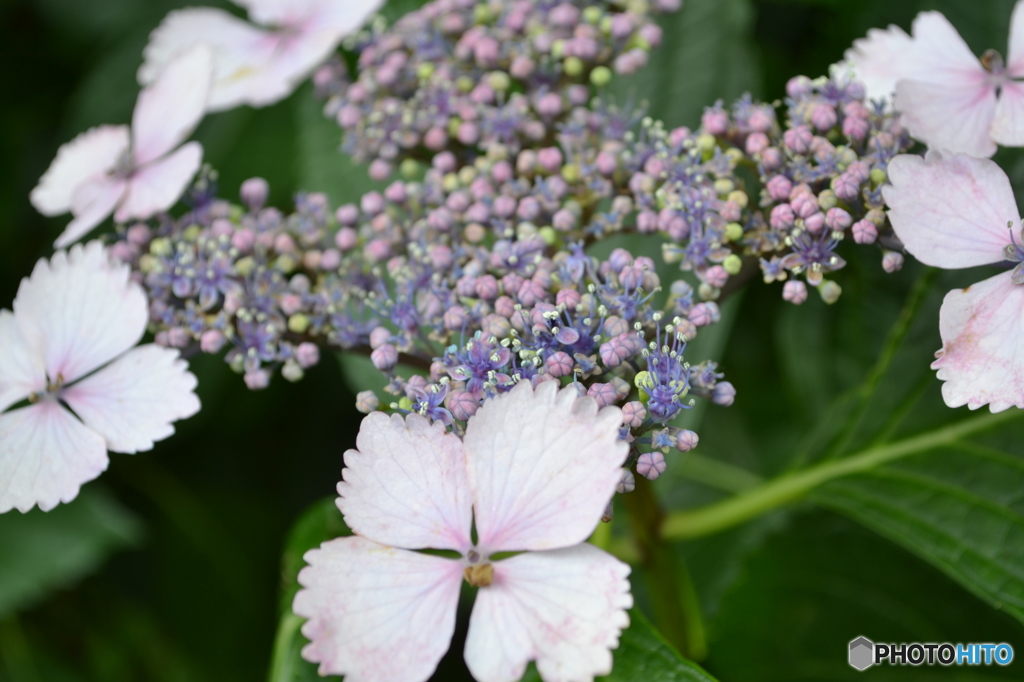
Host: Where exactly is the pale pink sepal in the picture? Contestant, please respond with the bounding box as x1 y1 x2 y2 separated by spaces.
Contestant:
464 380 627 554
464 544 633 682
895 79 998 159
933 271 1024 412
0 311 45 414
12 242 148 386
884 151 1017 268
56 175 129 249
62 345 200 454
29 125 129 217
116 142 203 223
1007 0 1024 77
338 412 473 552
992 81 1024 147
294 536 463 682
0 402 108 513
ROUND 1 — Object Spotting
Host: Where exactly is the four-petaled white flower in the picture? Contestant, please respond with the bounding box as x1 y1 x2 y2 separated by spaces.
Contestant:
845 2 1024 158
30 46 213 248
884 150 1024 412
294 380 633 682
0 242 201 513
139 0 383 113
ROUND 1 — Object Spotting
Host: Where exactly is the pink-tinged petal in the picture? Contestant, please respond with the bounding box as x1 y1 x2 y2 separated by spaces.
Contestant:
132 45 212 166
0 402 108 513
13 242 147 385
1007 0 1024 77
884 152 1016 268
61 345 200 454
116 142 202 222
235 0 323 25
55 175 128 248
464 544 633 682
294 536 462 682
139 8 277 113
30 125 129 217
844 25 919 102
992 81 1024 147
464 381 627 554
895 78 998 157
932 271 1024 412
0 311 45 414
338 412 472 551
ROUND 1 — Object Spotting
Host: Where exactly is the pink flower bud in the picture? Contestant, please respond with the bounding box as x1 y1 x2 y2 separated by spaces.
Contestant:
537 147 563 174
245 369 270 390
200 330 226 354
782 280 808 304
637 451 667 480
810 103 838 131
355 390 379 414
297 342 320 368
852 219 878 244
825 207 852 231
587 383 617 408
446 390 479 420
232 228 256 252
766 175 793 201
703 265 729 288
745 132 770 155
617 470 636 494
881 251 905 273
783 125 813 154
240 177 269 209
702 109 729 136
556 288 581 309
622 401 647 428
770 203 795 230
676 429 699 452
369 327 391 349
803 211 825 233
371 344 398 371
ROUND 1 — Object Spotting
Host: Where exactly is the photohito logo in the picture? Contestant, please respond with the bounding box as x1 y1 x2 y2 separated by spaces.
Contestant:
848 636 1014 670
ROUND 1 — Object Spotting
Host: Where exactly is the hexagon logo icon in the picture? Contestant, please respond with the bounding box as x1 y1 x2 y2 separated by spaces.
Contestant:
849 636 874 671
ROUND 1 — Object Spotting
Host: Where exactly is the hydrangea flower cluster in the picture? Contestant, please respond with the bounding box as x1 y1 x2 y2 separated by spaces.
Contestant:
320 0 679 180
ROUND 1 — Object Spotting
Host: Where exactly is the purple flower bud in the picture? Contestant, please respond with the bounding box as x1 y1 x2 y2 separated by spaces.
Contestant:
783 125 813 154
786 75 813 98
689 303 714 327
745 132 770 155
109 242 136 263
676 429 699 452
600 334 633 368
474 36 500 67
433 151 457 173
543 351 572 378
355 390 379 414
444 305 469 331
587 382 618 408
369 159 392 181
334 227 358 252
881 250 905 273
481 314 512 339
791 193 818 219
852 219 878 244
617 469 636 494
810 103 838 131
537 147 563 174
510 55 535 79
168 327 190 348
245 370 270 390
703 265 729 288
200 330 226 354
637 451 667 480
423 127 448 150
825 207 852 231
556 289 581 309
770 203 795 230
447 390 479 421
335 204 359 225
319 248 341 271
552 208 577 232
637 209 659 234
711 381 736 406
494 296 516 318
766 175 793 201
517 279 547 307
516 196 541 221
803 211 825 233
761 147 784 170
782 280 808 305
622 401 647 428
457 121 480 145
280 294 303 316
371 344 399 371
127 223 152 246
843 114 870 140
702 108 729 136
337 104 361 129
369 327 391 349
475 274 499 300
536 92 563 117
364 239 391 262
297 342 320 368
384 181 407 204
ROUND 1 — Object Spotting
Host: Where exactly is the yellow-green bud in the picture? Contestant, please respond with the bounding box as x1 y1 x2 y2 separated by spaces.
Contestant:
539 226 558 246
818 280 842 305
398 396 414 411
417 63 435 80
697 134 717 153
870 168 887 185
817 189 838 211
274 254 296 273
635 370 655 393
183 224 202 241
457 166 477 185
561 163 581 183
149 237 172 257
723 254 743 275
288 314 310 334
138 254 157 274
235 257 255 277
442 173 460 193
551 39 566 59
583 6 602 23
564 56 584 77
714 178 735 196
487 71 510 91
589 65 612 86
400 158 421 179
727 190 748 208
725 222 744 242
456 75 474 92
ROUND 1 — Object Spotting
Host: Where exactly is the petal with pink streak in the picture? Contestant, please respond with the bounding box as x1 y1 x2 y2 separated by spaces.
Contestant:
932 271 1024 412
0 402 108 513
62 344 200 454
884 152 1016 268
464 544 633 682
54 174 128 249
992 81 1024 147
294 536 462 682
132 45 212 166
116 142 203 222
338 412 472 551
30 125 129 217
0 311 45 414
13 242 147 385
1006 0 1024 77
464 381 627 554
896 78 998 157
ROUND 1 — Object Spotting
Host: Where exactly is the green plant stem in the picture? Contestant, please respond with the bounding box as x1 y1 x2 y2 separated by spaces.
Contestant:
662 410 1020 540
675 452 763 493
621 476 707 661
268 612 304 682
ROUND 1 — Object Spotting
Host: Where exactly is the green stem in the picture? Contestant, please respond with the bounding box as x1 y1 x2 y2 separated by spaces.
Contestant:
661 410 1020 540
675 452 762 493
267 612 305 682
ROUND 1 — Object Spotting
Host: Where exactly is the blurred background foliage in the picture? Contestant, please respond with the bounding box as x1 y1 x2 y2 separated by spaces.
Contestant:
2 0 1024 680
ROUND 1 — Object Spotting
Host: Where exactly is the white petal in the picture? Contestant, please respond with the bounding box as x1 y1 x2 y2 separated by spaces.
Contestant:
884 151 1016 268
338 412 472 551
896 78 998 157
0 402 108 513
116 142 203 222
55 175 128 248
992 81 1024 147
13 242 147 385
932 271 1024 413
464 381 627 554
464 544 633 682
29 125 129 217
132 45 212 166
294 536 462 682
844 24 919 102
139 8 278 113
0 311 45 414
61 345 200 454
235 0 322 25
1007 0 1024 77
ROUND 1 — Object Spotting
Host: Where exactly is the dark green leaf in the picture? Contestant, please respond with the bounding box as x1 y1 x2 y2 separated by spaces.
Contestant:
0 488 141 619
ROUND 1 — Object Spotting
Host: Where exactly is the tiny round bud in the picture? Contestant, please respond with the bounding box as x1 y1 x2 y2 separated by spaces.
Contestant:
371 344 399 371
676 429 699 452
616 469 636 494
818 280 842 305
355 390 379 414
240 177 269 210
711 381 736 406
782 280 808 305
296 342 320 369
200 330 226 354
282 360 304 383
637 451 667 480
622 401 647 428
881 250 905 273
852 219 878 244
244 369 270 390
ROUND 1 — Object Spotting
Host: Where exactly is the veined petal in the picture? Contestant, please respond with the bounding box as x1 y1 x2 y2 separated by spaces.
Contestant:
116 142 203 222
294 536 462 682
0 311 45 414
132 45 212 166
13 242 147 385
338 412 472 551
992 81 1024 147
895 78 998 157
1007 0 1024 77
235 0 323 26
884 152 1016 268
62 345 199 454
932 271 1024 412
30 125 129 217
0 402 108 513
55 175 128 249
464 381 627 554
464 544 632 682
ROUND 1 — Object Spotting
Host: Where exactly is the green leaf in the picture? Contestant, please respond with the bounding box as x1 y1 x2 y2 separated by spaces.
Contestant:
0 488 142 619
